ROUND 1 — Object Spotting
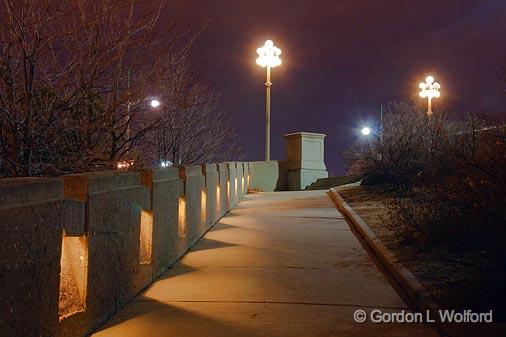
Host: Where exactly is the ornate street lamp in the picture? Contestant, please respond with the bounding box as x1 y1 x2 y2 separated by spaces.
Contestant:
419 75 441 118
256 40 282 161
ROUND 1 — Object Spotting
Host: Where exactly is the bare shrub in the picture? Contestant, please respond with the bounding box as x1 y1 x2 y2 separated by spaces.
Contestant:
346 102 506 267
443 115 506 265
385 191 470 246
346 102 454 190
389 114 506 266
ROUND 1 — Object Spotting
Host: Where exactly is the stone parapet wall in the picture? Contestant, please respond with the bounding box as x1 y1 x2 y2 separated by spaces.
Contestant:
248 160 286 191
0 161 281 337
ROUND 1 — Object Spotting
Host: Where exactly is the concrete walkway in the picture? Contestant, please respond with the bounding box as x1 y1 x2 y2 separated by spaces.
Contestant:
92 190 438 337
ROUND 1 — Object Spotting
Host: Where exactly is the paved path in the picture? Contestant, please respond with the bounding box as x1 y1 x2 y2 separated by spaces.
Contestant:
93 190 438 337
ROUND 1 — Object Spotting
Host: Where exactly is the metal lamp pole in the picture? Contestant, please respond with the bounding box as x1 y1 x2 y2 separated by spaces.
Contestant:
257 40 281 161
265 66 271 161
380 104 383 144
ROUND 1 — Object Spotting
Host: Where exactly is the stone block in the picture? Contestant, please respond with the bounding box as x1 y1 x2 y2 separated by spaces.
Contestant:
0 178 83 337
284 132 328 190
217 163 228 218
201 164 219 227
226 162 237 207
244 162 250 194
61 171 151 331
139 167 183 278
236 162 244 200
176 165 205 258
0 177 62 206
248 161 281 192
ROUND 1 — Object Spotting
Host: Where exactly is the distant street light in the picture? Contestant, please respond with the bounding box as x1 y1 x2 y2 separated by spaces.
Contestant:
126 97 161 140
117 160 134 170
361 127 372 136
160 160 172 167
419 75 441 118
256 39 282 161
150 99 161 108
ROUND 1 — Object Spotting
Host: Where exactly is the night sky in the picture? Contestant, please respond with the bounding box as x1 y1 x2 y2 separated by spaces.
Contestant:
178 0 506 174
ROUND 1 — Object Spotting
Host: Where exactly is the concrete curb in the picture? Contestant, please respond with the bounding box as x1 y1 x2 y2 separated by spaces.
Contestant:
327 187 445 334
329 187 506 337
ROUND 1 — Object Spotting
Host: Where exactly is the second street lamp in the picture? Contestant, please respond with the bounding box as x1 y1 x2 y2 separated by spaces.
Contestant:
419 75 441 118
256 39 282 161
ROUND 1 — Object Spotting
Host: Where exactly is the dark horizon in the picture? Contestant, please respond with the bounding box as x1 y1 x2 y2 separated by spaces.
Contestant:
177 0 506 174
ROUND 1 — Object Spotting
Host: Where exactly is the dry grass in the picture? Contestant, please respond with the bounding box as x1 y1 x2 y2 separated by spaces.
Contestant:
339 184 505 321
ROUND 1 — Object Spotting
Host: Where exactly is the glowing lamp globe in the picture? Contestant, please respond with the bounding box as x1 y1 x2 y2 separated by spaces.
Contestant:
418 75 441 100
361 127 372 136
256 40 282 68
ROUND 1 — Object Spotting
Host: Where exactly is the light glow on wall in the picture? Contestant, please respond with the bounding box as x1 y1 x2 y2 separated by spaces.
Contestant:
201 190 207 225
178 197 186 238
59 231 87 320
139 211 153 264
234 177 238 199
216 185 221 212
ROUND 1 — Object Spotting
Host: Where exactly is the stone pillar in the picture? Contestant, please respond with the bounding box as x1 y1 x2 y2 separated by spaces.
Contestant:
284 132 328 190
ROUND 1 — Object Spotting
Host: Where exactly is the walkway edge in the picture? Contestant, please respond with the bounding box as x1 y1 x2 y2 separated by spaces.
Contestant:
327 187 442 332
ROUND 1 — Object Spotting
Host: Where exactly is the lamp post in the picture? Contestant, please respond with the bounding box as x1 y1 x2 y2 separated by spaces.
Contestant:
379 104 383 144
256 40 282 161
118 97 161 170
418 75 441 118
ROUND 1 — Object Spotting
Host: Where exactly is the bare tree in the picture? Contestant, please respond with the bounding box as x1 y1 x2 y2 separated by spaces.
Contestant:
142 53 242 166
52 0 186 171
0 0 205 177
0 0 69 176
